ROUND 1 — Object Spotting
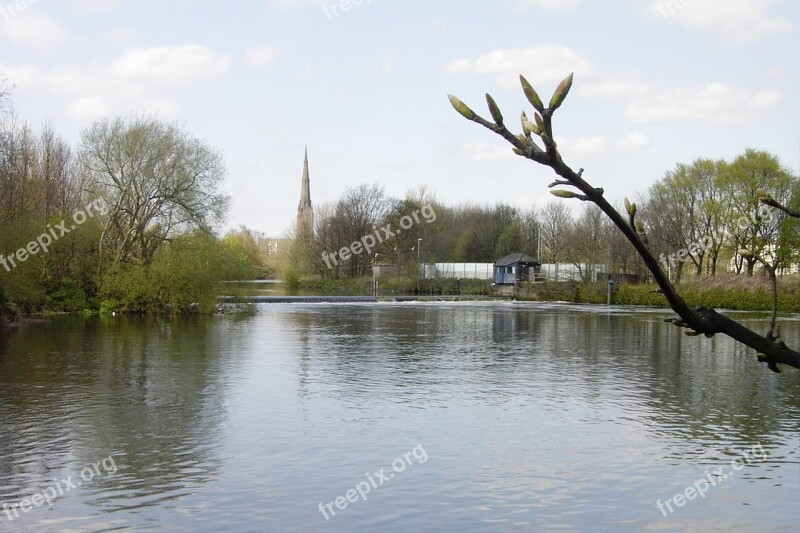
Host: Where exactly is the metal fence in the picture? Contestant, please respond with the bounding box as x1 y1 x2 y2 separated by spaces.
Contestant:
539 264 606 282
420 263 494 280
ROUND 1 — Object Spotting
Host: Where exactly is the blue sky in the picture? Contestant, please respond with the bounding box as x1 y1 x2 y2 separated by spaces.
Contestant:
1 0 797 236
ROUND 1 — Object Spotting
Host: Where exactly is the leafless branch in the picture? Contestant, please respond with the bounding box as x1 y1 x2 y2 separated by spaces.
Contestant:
449 75 800 373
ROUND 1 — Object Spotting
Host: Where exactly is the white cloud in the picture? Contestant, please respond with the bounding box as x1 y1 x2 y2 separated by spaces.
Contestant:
66 96 111 122
515 0 579 10
648 0 792 43
244 47 281 69
555 132 651 160
110 45 231 84
444 45 594 89
445 46 782 130
576 75 657 100
620 132 651 149
461 141 516 163
1 44 231 121
0 10 70 50
625 83 782 127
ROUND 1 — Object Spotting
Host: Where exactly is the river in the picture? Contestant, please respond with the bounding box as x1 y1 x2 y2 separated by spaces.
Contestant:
1 302 798 531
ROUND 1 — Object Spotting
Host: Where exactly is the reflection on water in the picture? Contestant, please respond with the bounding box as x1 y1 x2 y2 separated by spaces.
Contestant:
0 303 798 531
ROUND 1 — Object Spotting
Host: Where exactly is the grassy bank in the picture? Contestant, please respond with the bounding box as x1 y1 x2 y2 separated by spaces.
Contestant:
513 274 800 312
615 275 800 312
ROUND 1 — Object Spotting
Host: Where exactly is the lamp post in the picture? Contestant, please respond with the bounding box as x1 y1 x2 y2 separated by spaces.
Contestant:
417 238 423 279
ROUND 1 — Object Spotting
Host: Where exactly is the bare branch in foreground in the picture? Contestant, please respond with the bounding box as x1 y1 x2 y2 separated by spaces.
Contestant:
449 75 800 372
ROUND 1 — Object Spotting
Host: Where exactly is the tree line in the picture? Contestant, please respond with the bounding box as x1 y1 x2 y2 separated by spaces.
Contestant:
0 80 259 318
289 150 799 282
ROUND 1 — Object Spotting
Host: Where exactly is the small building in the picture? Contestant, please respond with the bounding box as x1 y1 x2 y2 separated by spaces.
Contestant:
494 253 540 285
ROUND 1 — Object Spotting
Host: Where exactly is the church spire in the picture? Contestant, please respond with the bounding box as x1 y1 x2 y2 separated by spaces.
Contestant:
296 146 314 234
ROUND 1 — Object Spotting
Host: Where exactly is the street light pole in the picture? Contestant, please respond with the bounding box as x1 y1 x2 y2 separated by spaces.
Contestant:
417 238 422 279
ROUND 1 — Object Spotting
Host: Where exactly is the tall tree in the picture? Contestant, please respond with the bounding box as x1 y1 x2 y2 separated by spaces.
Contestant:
720 149 795 275
538 200 572 264
79 116 229 271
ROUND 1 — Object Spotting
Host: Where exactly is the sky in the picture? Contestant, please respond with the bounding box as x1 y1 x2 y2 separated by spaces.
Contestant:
0 0 797 237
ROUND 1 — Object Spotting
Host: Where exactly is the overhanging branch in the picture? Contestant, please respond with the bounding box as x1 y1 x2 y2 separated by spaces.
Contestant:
449 74 800 373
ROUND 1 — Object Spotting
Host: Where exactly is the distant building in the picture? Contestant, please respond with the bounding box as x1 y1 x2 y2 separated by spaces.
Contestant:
296 147 314 235
419 263 494 280
263 238 292 256
494 253 540 285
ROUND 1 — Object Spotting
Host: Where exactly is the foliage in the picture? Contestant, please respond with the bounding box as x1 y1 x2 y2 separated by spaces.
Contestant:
284 271 301 291
0 87 238 318
79 115 230 271
615 280 800 313
99 230 256 314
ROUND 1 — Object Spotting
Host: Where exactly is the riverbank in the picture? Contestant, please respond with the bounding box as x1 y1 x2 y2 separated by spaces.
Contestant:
6 274 799 326
281 274 800 312
511 274 800 313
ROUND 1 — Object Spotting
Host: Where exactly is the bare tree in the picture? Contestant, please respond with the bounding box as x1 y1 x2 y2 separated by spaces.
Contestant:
448 75 800 372
569 204 609 281
79 116 229 271
538 200 572 265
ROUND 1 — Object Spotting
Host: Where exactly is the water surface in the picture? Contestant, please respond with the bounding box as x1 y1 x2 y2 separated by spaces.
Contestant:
1 302 798 531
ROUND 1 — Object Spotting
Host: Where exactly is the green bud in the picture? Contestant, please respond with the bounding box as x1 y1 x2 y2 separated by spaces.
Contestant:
549 73 574 111
523 120 541 136
520 75 545 113
550 190 579 199
448 94 476 120
485 93 504 126
624 197 637 218
520 112 532 140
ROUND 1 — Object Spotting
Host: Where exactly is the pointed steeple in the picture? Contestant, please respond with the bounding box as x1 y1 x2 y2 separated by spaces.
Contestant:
296 146 314 234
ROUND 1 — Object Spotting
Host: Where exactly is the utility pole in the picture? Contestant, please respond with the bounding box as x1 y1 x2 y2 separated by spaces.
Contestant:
417 238 423 279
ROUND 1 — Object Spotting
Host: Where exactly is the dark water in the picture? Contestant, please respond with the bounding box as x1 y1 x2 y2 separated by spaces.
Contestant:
1 302 798 532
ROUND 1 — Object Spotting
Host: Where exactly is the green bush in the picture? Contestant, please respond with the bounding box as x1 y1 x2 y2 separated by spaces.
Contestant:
99 230 256 314
284 272 301 291
44 278 88 312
